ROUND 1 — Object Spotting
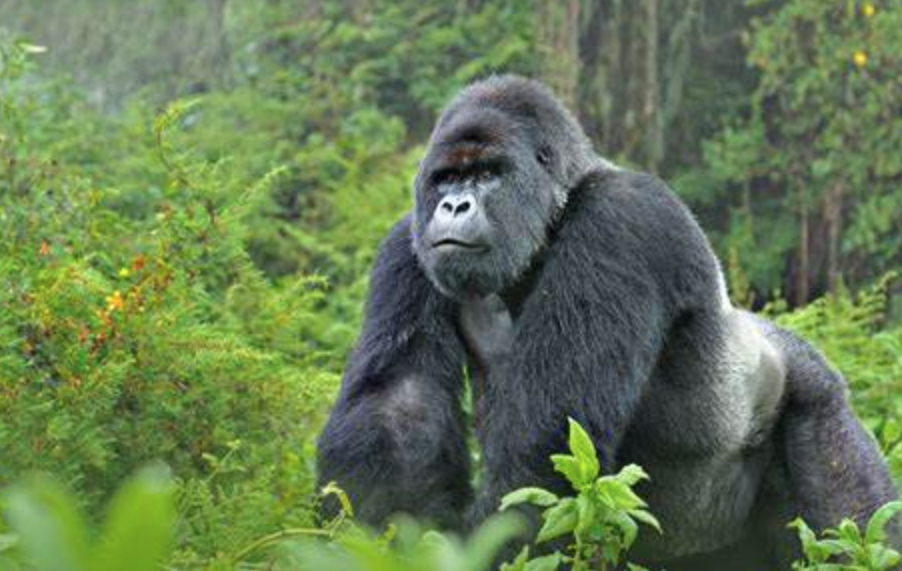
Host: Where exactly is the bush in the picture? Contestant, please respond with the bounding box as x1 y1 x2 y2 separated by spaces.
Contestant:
0 41 335 559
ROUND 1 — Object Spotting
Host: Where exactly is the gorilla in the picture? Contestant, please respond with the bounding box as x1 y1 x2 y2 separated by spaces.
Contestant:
317 75 897 569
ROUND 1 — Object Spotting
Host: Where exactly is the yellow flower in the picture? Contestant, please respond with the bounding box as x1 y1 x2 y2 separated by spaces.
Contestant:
863 3 876 17
118 267 131 278
853 50 868 68
106 290 125 312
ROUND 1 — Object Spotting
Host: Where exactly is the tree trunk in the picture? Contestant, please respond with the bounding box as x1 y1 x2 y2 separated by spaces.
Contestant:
536 0 581 111
644 0 662 172
824 181 844 292
795 185 810 306
208 0 232 89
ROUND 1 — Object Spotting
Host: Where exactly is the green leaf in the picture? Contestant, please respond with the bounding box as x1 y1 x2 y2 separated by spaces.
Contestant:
628 509 662 534
499 547 531 571
20 43 48 54
524 552 562 571
610 510 639 550
566 418 600 484
574 494 597 539
601 481 646 510
0 534 17 553
865 501 902 545
94 466 175 571
461 513 527 571
601 540 621 564
3 477 91 571
500 488 559 512
834 519 863 545
536 498 578 544
615 465 650 487
867 543 901 571
497 548 563 571
551 455 584 489
790 518 817 551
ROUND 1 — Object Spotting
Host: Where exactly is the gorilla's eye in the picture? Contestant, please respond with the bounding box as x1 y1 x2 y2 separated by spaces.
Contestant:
472 160 507 181
431 169 459 186
475 168 497 183
430 160 506 189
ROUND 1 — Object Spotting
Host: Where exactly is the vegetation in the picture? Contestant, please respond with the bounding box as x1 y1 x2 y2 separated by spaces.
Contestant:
498 420 662 571
3 420 902 571
0 0 900 569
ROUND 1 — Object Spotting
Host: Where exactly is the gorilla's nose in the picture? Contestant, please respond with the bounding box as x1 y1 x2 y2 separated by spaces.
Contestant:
436 194 475 222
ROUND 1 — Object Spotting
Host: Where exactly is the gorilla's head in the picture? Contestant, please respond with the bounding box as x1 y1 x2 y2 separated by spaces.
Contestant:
412 75 601 300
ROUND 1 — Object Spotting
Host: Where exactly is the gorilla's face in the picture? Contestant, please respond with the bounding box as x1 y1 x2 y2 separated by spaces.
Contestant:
412 107 559 300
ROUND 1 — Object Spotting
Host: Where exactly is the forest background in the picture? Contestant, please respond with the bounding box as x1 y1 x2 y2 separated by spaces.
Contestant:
0 1 900 570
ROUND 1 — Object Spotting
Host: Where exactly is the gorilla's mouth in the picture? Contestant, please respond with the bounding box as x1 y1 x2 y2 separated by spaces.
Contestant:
432 238 486 252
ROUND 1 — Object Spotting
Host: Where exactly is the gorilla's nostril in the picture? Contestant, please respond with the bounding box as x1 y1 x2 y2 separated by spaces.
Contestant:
440 201 454 213
455 201 471 215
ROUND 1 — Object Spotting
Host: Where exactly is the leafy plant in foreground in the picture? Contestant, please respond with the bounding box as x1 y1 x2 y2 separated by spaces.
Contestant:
500 419 661 571
2 428 902 571
279 513 526 571
789 501 902 571
276 418 661 571
0 466 174 571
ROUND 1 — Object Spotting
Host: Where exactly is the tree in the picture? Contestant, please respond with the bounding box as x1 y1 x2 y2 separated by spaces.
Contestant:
701 0 902 304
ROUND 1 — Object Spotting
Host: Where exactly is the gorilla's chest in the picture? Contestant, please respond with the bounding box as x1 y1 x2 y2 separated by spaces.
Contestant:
457 295 514 410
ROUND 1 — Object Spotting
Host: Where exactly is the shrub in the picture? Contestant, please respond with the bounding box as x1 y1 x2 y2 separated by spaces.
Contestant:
0 41 335 559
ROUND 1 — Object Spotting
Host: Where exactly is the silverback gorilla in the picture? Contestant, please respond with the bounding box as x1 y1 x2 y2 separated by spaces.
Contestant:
317 76 897 569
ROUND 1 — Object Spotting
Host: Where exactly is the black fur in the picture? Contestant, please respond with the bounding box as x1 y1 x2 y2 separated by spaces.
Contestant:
316 76 897 569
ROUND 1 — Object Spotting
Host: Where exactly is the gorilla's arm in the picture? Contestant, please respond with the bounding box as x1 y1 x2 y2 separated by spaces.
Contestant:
771 324 898 531
474 172 708 520
317 216 472 529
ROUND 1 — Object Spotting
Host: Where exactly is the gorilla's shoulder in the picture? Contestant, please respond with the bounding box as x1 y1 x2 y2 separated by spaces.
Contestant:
370 213 432 290
359 212 457 344
376 213 415 262
575 167 676 204
566 167 690 231
555 167 716 291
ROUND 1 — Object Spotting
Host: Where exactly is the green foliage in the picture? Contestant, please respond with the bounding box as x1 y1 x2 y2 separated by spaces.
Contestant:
500 419 660 571
2 423 901 571
0 40 334 561
279 515 528 571
0 420 661 571
170 0 536 354
0 467 175 571
683 0 902 298
0 467 527 571
789 502 902 571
